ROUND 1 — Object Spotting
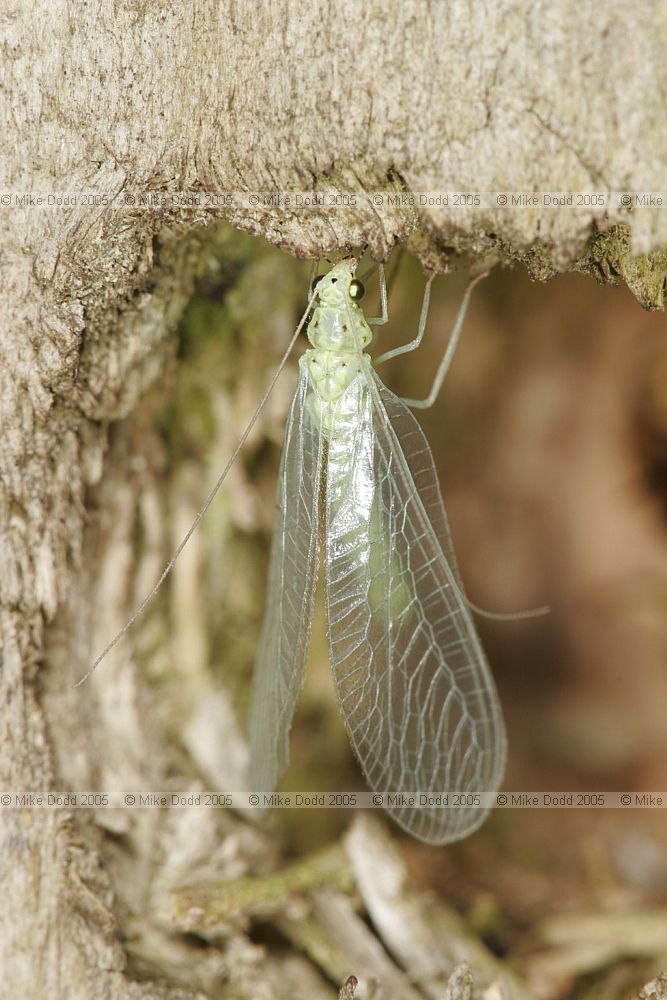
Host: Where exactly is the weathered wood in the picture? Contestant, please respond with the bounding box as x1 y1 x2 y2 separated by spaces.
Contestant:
345 817 533 1000
2 1 666 996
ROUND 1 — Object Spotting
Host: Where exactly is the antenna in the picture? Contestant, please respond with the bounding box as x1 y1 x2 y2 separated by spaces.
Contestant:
74 277 319 688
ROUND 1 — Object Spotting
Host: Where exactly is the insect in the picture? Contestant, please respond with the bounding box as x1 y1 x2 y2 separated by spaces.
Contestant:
248 258 506 845
82 254 512 846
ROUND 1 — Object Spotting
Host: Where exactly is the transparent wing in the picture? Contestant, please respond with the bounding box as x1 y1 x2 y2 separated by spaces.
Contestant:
324 367 506 844
376 376 463 588
248 359 323 793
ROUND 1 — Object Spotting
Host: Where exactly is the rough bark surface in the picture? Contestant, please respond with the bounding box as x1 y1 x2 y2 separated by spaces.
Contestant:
2 2 667 998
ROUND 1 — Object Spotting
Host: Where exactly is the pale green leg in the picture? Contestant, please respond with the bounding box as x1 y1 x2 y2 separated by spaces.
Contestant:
366 264 388 327
376 271 489 410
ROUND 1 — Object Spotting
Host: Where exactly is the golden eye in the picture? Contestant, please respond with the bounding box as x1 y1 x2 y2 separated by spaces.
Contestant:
349 278 365 301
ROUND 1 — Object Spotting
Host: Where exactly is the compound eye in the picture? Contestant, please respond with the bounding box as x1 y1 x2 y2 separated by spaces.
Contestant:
349 278 365 301
310 275 324 296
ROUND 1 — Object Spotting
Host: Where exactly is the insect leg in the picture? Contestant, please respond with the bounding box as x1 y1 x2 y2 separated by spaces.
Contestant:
374 273 433 364
366 263 388 326
401 270 489 410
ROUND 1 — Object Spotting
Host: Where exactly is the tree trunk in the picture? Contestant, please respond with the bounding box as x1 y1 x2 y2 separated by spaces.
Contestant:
2 2 666 997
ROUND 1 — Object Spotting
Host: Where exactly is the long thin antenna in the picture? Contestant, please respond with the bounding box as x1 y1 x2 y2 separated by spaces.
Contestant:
74 280 318 688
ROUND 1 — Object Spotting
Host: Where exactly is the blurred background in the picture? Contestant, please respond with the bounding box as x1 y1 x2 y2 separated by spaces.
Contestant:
153 233 667 998
363 254 667 996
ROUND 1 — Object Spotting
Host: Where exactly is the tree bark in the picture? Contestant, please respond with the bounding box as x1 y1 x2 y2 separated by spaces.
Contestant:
2 2 666 997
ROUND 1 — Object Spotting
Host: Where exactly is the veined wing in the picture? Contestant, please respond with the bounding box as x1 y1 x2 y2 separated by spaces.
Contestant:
324 365 506 844
248 358 324 793
374 374 463 588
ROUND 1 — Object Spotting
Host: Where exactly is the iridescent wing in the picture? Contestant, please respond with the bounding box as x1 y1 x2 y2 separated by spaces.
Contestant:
248 359 323 792
324 366 506 844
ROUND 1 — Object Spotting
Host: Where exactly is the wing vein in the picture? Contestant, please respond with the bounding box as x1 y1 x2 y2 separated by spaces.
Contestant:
324 364 506 844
